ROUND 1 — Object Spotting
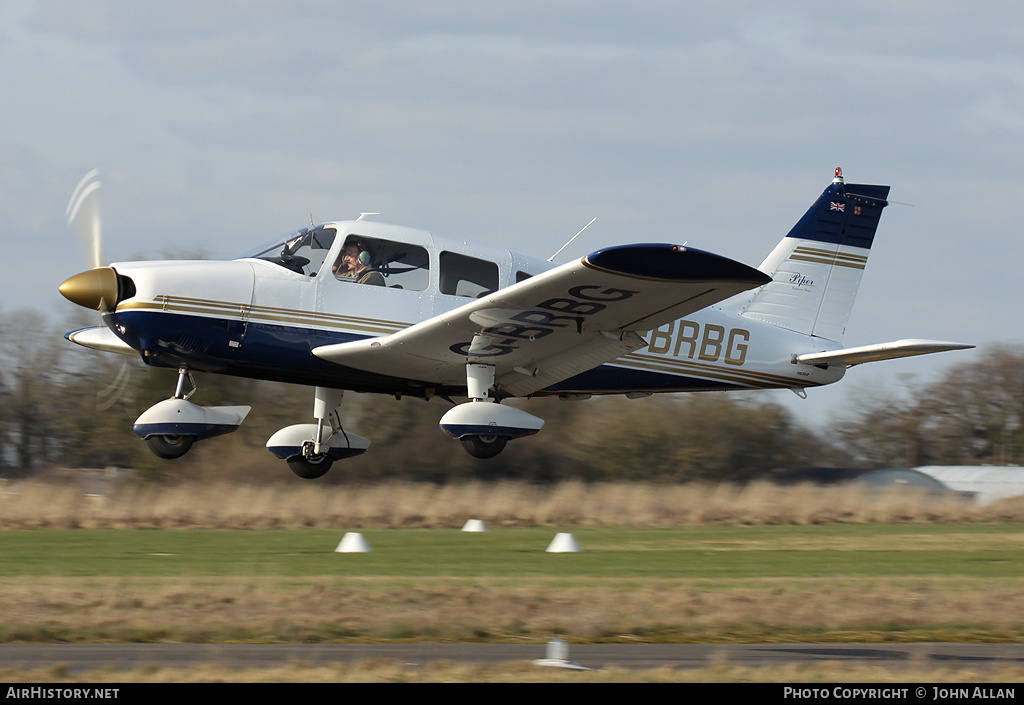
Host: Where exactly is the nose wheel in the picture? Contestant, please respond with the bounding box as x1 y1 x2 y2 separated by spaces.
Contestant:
287 448 333 479
266 387 370 479
290 388 341 479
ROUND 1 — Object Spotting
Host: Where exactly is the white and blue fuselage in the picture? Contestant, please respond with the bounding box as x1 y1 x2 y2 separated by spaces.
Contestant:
102 220 842 400
59 171 971 473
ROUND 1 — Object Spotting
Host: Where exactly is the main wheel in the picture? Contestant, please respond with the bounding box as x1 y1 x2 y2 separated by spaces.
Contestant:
460 434 508 459
145 434 194 459
287 455 334 479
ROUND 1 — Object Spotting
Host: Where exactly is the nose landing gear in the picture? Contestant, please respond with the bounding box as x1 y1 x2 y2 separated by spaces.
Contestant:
266 387 370 479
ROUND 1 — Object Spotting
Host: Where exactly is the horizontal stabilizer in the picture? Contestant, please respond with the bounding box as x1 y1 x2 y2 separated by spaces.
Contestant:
796 339 974 368
65 326 137 355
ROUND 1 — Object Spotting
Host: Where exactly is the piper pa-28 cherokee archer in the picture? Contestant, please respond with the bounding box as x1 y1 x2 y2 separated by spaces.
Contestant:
59 168 972 479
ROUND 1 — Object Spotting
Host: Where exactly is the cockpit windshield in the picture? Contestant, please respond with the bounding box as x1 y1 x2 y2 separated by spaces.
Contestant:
238 225 337 276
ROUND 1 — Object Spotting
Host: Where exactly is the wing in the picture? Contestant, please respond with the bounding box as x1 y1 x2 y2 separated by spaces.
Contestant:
796 339 974 368
313 244 772 397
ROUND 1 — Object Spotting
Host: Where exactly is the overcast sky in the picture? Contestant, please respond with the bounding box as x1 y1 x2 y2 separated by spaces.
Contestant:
2 1 1021 429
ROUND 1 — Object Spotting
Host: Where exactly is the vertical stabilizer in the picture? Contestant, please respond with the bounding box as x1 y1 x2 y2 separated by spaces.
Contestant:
738 169 890 342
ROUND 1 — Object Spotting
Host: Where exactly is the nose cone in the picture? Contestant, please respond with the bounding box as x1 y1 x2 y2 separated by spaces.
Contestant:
59 266 119 310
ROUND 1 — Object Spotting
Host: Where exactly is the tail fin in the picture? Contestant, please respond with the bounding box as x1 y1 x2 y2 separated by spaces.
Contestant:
737 168 890 342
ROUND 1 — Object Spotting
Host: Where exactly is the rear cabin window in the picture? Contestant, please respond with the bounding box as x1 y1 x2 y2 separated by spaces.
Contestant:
439 252 499 298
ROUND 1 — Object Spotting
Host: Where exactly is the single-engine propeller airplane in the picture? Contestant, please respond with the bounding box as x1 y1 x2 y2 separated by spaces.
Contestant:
59 168 972 478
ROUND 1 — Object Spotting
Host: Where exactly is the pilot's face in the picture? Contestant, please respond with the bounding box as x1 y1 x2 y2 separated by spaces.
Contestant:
343 247 362 269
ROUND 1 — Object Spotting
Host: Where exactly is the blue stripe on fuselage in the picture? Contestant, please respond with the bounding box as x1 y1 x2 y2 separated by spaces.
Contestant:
540 364 739 395
109 310 741 397
111 310 424 393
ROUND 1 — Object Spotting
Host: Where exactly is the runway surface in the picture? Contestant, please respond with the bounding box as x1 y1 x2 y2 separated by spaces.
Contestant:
2 642 1024 674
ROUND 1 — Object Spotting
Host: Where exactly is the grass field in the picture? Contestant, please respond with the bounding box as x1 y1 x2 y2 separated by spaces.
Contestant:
3 524 1024 580
3 480 1024 681
3 524 1024 645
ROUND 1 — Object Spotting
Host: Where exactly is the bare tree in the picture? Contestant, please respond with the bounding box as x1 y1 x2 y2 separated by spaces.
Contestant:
835 346 1024 468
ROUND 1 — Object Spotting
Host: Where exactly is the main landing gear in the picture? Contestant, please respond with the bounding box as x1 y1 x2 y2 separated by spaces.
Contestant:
439 358 544 459
133 366 250 459
146 433 194 460
135 358 545 474
266 387 370 479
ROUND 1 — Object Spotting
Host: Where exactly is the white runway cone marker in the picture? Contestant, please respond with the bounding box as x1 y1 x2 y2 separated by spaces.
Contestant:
545 533 582 552
335 532 372 553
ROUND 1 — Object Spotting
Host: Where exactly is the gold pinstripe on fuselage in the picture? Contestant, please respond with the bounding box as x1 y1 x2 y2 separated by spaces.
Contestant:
117 295 409 336
117 295 810 391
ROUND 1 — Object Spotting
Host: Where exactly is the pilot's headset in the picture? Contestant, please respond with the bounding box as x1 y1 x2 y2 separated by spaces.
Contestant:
349 241 372 267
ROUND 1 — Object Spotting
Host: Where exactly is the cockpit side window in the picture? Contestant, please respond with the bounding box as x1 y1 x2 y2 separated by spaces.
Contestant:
243 225 337 276
331 235 430 290
439 251 499 298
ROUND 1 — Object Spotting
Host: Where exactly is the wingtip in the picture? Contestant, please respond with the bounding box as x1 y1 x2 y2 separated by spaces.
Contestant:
583 243 771 285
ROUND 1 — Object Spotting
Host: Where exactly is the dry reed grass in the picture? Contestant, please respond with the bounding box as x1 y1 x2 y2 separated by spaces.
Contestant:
3 478 1023 529
4 575 1024 644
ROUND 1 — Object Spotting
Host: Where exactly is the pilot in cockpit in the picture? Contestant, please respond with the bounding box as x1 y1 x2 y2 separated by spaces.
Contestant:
333 241 385 286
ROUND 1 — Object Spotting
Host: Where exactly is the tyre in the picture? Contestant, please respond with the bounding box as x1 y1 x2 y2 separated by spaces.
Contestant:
145 434 194 459
287 455 334 479
460 434 508 459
